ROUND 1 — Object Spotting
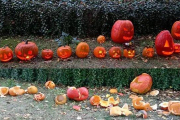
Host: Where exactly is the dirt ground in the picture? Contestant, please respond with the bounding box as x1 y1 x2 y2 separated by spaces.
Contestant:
1 36 180 68
0 78 180 120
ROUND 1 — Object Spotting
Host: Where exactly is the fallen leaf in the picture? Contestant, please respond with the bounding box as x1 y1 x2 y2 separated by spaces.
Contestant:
73 105 81 111
118 92 124 96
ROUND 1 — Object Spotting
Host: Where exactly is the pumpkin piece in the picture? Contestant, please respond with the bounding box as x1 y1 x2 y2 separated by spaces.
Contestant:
76 42 90 58
34 92 45 101
109 47 121 59
109 88 118 94
151 104 158 111
111 20 134 43
45 81 55 89
57 46 72 59
110 106 122 116
159 102 169 111
9 86 25 96
132 97 152 111
27 86 38 94
150 90 159 96
41 49 53 60
171 21 180 40
97 35 106 44
93 46 106 58
174 43 180 53
155 30 174 56
123 48 135 59
73 105 81 111
142 47 154 58
100 100 110 108
15 41 38 61
130 73 152 94
90 95 101 106
108 96 120 106
129 94 138 99
0 46 13 62
136 110 148 119
0 87 9 97
168 101 180 115
55 94 67 105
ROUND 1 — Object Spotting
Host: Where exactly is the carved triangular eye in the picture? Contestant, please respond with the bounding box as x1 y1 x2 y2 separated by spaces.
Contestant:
164 40 170 47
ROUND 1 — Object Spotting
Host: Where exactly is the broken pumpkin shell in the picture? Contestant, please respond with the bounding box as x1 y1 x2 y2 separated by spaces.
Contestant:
27 86 38 94
109 88 118 94
100 100 110 108
150 90 159 96
9 86 25 96
34 92 45 101
0 87 9 97
90 95 101 106
168 101 180 115
108 96 120 106
45 81 55 89
136 110 148 119
159 102 169 111
55 94 67 105
110 106 122 116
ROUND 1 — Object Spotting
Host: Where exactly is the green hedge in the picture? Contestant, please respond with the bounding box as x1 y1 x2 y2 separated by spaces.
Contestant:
0 68 180 90
0 0 180 37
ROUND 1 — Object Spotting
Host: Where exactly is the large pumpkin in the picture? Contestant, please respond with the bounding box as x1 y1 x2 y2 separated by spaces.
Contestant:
41 49 53 60
57 46 72 59
15 41 38 60
155 30 174 56
111 20 134 43
171 21 180 40
93 46 106 58
76 42 90 58
130 73 152 94
0 46 13 62
109 47 121 59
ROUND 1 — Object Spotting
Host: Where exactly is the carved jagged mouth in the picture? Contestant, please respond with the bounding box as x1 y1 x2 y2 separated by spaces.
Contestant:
99 54 105 58
45 55 52 59
123 36 133 41
174 33 180 37
113 53 120 58
162 51 174 55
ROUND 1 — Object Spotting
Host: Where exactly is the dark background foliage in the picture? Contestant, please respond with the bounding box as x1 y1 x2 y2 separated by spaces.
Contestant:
0 0 180 37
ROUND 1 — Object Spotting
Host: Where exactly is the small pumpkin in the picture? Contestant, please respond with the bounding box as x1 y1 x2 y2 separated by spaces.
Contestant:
90 95 101 106
97 35 106 44
123 48 135 59
0 46 13 62
57 46 72 59
15 40 38 60
142 47 154 58
34 92 45 101
27 86 38 94
109 47 121 59
9 86 25 96
45 81 55 89
55 94 67 105
41 49 53 60
94 46 106 58
76 42 90 58
168 101 180 115
0 87 9 97
174 43 180 53
171 21 180 40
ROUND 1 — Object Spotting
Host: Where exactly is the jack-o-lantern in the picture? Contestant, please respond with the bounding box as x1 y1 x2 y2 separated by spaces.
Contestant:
142 47 154 58
174 43 180 53
41 49 53 60
94 46 106 58
57 46 72 59
15 41 38 60
111 20 134 43
155 30 174 56
0 46 13 62
76 42 90 58
109 47 121 59
171 21 180 40
123 48 135 59
97 35 106 44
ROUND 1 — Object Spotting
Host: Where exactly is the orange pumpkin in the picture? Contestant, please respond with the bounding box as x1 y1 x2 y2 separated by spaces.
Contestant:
171 21 180 40
9 86 25 96
142 47 154 58
27 86 38 94
132 97 152 111
109 47 121 59
76 42 90 58
55 94 67 105
45 81 55 89
94 46 106 58
34 92 45 101
130 73 152 94
15 41 38 60
90 95 101 106
0 46 13 62
174 43 180 53
123 48 135 59
41 49 53 60
57 46 72 59
0 87 9 97
97 35 106 44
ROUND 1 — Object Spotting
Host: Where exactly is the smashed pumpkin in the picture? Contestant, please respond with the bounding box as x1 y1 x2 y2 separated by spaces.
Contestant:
9 86 25 96
90 95 101 106
108 96 120 106
168 101 180 115
55 94 67 105
34 92 45 101
45 81 55 89
0 87 9 97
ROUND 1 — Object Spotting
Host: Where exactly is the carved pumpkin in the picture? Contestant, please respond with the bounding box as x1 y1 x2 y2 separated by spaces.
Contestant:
90 95 101 106
174 43 180 53
0 46 13 62
171 21 180 40
155 30 174 56
123 48 135 59
57 46 72 59
94 46 106 58
55 94 67 105
142 47 154 58
111 20 134 43
109 47 121 59
15 41 38 60
97 35 106 44
41 49 53 60
27 86 38 94
34 92 45 101
168 101 180 115
0 87 9 97
9 86 25 96
45 81 55 89
76 42 90 58
130 73 152 94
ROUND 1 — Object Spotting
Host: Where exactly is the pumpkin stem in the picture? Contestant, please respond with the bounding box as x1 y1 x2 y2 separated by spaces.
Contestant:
25 40 29 44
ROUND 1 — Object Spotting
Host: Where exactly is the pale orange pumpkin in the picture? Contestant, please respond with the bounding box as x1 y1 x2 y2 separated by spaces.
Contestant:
55 94 67 105
90 95 101 106
0 87 9 97
27 86 38 94
45 81 55 89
